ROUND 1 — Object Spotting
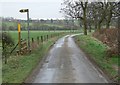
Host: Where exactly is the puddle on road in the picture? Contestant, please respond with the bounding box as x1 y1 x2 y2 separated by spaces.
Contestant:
55 43 64 48
34 68 56 83
55 35 70 48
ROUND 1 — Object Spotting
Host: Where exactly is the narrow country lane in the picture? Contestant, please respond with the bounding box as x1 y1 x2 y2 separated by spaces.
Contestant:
32 34 108 83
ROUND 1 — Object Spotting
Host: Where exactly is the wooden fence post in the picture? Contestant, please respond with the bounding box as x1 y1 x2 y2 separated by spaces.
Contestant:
47 35 48 41
41 36 43 43
31 38 34 49
37 36 39 44
32 38 34 43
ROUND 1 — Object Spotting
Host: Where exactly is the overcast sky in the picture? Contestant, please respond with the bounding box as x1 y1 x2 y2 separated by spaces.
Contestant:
0 0 119 20
0 0 64 20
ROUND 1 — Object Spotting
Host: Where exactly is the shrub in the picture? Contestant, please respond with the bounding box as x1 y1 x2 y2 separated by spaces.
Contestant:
93 28 119 57
2 32 14 64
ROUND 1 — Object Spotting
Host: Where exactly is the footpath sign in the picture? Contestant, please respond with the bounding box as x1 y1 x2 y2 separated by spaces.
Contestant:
18 23 21 50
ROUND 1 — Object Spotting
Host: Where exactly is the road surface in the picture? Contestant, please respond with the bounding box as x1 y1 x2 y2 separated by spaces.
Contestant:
33 34 108 83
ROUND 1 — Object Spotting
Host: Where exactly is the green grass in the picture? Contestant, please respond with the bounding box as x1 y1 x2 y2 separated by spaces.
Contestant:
6 31 80 43
8 31 60 43
2 35 63 83
74 34 119 79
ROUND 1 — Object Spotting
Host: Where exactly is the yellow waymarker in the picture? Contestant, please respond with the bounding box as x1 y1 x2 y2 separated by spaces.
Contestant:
18 23 21 50
18 23 21 32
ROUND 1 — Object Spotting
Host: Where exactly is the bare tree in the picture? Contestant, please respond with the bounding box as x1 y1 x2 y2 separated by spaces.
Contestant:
105 2 119 29
61 0 120 34
61 0 88 35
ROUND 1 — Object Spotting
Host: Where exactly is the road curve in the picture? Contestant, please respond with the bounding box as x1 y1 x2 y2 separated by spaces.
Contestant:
33 34 108 83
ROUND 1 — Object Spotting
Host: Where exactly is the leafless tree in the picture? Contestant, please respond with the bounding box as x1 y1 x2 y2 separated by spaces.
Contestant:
61 0 88 35
61 0 120 33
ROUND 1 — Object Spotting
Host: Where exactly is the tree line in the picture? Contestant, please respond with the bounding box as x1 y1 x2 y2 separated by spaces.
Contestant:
61 0 120 35
1 17 79 31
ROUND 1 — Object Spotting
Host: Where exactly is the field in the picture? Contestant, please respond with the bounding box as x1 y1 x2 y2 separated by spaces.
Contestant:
7 30 80 43
8 31 62 43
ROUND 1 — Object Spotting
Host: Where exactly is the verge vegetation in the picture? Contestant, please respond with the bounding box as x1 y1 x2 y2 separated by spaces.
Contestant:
74 33 119 83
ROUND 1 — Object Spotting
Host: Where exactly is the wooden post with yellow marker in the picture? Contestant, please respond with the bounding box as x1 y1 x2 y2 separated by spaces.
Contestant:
18 23 21 51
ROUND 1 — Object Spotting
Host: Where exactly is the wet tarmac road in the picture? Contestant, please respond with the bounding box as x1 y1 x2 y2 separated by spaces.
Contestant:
33 34 108 83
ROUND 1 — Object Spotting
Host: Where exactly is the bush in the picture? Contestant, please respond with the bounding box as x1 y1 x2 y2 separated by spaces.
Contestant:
92 28 119 57
2 32 14 64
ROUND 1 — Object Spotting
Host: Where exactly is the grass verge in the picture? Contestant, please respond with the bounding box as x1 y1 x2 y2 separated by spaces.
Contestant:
2 35 63 83
74 34 119 82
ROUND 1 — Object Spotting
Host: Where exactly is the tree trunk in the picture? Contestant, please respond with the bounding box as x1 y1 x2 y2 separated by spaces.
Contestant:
95 24 97 31
106 9 112 29
89 24 92 32
89 28 91 32
83 17 87 35
98 22 101 31
98 17 103 31
94 17 97 31
97 3 107 30
106 20 111 29
83 7 87 35
5 55 7 64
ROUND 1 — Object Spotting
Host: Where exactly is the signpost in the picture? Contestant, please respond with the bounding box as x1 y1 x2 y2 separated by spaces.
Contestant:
18 23 21 51
19 9 30 52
